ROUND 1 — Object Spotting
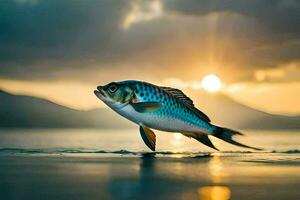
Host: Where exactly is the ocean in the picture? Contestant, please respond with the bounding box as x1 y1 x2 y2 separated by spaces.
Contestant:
0 129 299 200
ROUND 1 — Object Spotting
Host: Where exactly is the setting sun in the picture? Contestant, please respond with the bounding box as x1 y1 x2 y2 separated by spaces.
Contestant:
201 74 222 93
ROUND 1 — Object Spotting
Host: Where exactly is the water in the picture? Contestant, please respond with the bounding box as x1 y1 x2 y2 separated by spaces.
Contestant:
0 128 299 154
0 129 299 200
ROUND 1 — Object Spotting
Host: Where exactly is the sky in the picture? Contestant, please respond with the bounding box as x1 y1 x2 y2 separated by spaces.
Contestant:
0 0 299 115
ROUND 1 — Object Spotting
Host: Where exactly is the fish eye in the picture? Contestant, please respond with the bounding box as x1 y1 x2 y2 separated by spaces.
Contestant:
108 84 118 93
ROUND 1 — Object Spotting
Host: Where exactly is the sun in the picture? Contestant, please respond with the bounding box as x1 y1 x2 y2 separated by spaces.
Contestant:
201 74 222 93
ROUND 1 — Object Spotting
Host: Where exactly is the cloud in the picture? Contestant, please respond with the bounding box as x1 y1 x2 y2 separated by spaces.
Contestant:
14 0 39 5
164 0 300 34
0 0 299 83
254 61 300 82
122 0 163 29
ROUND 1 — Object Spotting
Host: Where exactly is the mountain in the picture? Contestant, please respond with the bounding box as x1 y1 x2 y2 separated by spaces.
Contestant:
0 89 299 129
0 90 133 128
191 90 300 130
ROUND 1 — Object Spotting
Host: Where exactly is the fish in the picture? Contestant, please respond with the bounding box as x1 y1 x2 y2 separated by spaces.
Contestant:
94 80 261 151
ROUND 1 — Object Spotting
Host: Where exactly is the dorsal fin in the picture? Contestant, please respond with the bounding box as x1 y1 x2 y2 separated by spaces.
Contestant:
161 87 194 106
161 87 211 122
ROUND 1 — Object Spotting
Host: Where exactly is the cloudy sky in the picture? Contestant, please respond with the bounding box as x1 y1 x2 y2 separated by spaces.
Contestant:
0 0 299 115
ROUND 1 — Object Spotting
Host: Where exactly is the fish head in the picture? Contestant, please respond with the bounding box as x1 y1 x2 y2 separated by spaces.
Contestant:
94 81 134 109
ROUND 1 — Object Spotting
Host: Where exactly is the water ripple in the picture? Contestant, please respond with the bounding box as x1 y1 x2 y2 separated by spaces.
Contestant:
0 148 299 156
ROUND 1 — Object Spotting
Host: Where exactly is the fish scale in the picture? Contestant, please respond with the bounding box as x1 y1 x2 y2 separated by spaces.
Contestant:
130 81 215 133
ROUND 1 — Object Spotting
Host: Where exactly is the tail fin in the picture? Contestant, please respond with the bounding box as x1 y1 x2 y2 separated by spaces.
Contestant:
213 126 262 150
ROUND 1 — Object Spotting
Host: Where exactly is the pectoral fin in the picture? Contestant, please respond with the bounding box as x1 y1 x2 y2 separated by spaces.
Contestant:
132 102 162 113
140 126 156 151
182 132 219 151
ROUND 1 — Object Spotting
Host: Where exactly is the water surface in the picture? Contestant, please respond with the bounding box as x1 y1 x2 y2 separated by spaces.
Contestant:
0 129 299 200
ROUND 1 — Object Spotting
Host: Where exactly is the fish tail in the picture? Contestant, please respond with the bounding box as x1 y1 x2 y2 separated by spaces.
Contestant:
212 125 262 150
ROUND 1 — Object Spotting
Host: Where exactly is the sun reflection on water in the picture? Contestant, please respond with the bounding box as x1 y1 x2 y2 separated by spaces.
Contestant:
208 155 227 183
198 186 231 200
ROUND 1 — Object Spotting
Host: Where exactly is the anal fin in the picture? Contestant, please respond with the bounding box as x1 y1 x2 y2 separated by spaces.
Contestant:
182 132 219 151
140 126 156 151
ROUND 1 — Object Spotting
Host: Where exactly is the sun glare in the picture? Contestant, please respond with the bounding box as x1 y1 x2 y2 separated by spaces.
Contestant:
201 74 222 93
174 133 182 140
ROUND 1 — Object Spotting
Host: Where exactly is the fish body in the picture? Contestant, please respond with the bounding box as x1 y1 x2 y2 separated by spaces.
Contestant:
94 80 260 151
112 81 214 133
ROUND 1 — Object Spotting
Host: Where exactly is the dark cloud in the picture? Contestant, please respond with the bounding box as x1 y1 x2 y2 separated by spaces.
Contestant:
0 0 299 82
0 0 131 78
163 0 300 66
164 0 300 34
0 0 129 53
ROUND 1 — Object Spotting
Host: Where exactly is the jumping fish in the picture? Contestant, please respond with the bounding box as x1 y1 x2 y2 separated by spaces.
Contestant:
94 80 260 151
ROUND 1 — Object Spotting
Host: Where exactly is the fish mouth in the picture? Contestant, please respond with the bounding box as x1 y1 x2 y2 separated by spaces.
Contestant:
94 86 106 98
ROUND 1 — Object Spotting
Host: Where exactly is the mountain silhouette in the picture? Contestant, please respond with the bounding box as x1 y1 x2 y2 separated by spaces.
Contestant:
192 90 300 129
0 90 132 128
0 89 299 129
